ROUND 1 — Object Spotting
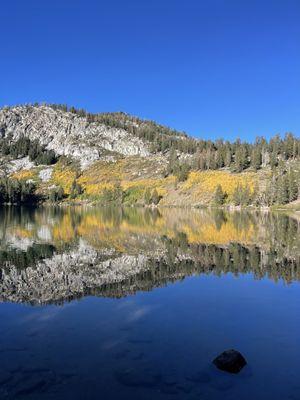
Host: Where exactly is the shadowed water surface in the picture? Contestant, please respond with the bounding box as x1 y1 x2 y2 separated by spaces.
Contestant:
0 206 299 399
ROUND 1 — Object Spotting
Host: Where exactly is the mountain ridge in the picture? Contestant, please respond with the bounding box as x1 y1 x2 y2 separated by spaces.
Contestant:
0 104 299 208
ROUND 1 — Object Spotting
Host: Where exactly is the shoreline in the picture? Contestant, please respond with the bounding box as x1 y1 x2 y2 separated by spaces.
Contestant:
1 200 298 213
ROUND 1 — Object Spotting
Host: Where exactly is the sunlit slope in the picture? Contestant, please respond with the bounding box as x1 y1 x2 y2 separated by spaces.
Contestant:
23 157 260 206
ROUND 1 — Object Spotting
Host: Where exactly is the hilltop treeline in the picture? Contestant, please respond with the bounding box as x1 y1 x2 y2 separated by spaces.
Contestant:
3 104 299 173
172 134 300 173
46 104 300 172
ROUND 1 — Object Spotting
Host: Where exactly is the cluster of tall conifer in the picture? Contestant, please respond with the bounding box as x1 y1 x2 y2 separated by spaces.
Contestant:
0 178 38 204
262 168 299 206
0 135 57 165
213 167 299 207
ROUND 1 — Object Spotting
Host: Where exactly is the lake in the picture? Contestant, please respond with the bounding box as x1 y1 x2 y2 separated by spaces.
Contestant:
0 206 299 399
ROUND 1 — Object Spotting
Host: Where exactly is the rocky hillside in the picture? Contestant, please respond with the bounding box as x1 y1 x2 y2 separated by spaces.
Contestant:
0 105 154 168
0 104 299 208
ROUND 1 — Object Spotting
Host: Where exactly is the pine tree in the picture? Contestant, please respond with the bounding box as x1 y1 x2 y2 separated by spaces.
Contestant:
144 188 152 205
232 184 241 205
234 146 248 172
251 182 259 205
198 153 206 170
70 180 83 199
49 186 64 202
269 151 278 169
288 170 298 202
167 148 177 174
240 184 251 205
284 133 296 159
276 175 289 204
175 163 190 182
112 182 123 204
213 185 226 205
216 150 224 168
251 147 262 171
151 189 160 205
224 147 232 167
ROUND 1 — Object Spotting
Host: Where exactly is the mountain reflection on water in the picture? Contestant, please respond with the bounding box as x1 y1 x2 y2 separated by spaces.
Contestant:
0 206 299 305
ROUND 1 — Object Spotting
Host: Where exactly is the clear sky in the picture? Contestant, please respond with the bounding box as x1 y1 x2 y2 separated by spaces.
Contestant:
1 0 299 141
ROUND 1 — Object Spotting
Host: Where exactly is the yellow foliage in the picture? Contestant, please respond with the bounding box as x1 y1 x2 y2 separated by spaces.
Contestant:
13 228 34 239
81 182 115 196
182 170 257 201
11 169 36 181
51 164 77 194
78 160 175 198
122 179 167 196
77 161 123 196
48 159 258 204
79 161 123 184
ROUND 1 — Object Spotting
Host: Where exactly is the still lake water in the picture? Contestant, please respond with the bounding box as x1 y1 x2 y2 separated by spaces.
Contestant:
0 206 299 399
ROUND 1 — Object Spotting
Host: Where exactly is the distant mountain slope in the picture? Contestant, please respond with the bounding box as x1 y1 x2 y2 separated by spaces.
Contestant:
0 105 154 168
0 104 299 208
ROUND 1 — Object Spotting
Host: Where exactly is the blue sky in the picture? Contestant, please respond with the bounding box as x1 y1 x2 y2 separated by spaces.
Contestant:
1 0 299 141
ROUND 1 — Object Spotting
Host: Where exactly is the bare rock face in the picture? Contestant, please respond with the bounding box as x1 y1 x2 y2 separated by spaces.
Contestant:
7 156 35 173
38 167 53 182
0 105 150 168
213 349 247 373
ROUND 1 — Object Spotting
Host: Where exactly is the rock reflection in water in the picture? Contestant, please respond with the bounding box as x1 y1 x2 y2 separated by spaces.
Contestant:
0 206 299 305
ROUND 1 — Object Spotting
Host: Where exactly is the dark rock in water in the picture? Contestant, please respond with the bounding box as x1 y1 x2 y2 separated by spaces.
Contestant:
213 349 247 373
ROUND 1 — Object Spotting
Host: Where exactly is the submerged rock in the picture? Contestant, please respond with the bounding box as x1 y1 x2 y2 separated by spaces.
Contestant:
213 349 247 373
